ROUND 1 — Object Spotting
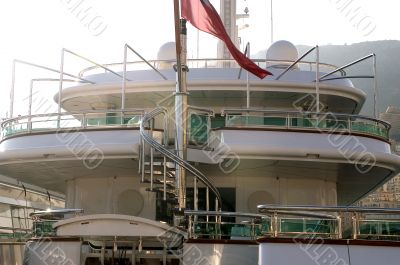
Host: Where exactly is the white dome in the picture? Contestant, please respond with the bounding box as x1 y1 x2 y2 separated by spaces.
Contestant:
157 42 176 70
266 40 299 69
157 42 176 61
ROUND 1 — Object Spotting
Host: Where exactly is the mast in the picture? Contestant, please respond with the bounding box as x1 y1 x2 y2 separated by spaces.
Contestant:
218 0 239 59
173 0 188 220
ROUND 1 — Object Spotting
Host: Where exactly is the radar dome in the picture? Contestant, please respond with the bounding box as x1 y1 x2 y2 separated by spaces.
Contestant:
266 40 299 69
157 42 176 69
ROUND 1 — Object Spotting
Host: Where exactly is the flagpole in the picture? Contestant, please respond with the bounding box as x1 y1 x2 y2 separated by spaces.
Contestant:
173 0 188 221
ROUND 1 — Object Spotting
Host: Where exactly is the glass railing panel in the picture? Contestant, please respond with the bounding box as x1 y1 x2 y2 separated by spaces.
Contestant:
32 220 57 237
226 115 286 127
211 115 226 129
3 123 29 136
223 112 388 141
192 221 264 239
290 117 318 128
358 220 400 239
279 218 337 237
190 114 209 145
85 114 141 127
264 116 287 126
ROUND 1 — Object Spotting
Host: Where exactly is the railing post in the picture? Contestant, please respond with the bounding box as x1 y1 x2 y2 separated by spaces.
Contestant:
163 156 167 201
122 45 127 110
352 212 358 240
337 216 342 239
273 212 278 237
246 42 251 109
286 113 290 129
348 116 352 132
315 45 320 113
141 137 145 183
188 215 193 238
82 113 87 129
251 219 256 240
372 54 378 118
9 60 16 118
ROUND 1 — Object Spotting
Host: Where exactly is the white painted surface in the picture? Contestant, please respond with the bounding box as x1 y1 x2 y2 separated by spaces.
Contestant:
24 240 81 265
183 243 258 265
0 130 141 163
259 242 400 265
259 242 349 265
65 177 156 218
54 214 183 238
214 130 400 168
349 245 400 265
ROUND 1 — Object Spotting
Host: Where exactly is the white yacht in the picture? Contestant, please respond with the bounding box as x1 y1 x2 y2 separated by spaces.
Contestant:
1 1 400 265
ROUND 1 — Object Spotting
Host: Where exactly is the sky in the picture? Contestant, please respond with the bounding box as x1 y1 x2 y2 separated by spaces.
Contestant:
0 0 399 117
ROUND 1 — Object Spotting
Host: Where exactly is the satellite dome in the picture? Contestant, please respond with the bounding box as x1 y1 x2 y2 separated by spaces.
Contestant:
157 42 176 69
266 40 299 69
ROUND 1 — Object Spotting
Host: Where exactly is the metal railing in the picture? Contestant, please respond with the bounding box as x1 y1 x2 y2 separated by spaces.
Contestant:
221 108 390 141
185 210 268 240
258 205 400 240
1 109 145 139
30 208 83 237
185 206 400 241
78 58 340 78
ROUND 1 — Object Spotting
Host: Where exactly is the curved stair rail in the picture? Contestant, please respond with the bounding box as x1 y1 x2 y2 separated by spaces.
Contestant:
140 107 222 210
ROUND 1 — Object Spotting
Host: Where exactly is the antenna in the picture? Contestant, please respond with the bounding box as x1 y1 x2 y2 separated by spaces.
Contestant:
270 0 274 44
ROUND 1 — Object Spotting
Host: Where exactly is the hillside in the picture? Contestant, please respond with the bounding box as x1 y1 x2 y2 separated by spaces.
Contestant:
256 40 400 116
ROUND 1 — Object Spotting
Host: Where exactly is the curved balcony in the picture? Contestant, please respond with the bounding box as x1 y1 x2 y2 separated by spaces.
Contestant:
220 109 390 142
1 109 144 140
1 109 390 144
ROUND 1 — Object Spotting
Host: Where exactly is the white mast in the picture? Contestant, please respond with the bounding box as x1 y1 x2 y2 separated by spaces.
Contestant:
173 0 188 219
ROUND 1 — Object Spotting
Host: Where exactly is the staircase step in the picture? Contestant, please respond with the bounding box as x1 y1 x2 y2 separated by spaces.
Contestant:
143 170 164 175
166 171 175 179
143 161 176 169
145 187 176 195
142 178 174 188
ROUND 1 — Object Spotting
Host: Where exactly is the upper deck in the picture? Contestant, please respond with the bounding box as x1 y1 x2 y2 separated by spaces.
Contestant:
57 57 366 115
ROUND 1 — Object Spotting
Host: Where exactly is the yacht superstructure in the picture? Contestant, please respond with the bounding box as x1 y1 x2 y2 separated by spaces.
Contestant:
1 1 400 265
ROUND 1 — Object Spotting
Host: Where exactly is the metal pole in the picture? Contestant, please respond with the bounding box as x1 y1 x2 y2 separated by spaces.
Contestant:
28 80 34 133
173 0 188 223
270 0 274 44
175 19 188 211
122 45 127 110
9 60 16 118
315 45 320 113
58 49 65 114
194 177 198 211
246 43 250 108
373 54 378 118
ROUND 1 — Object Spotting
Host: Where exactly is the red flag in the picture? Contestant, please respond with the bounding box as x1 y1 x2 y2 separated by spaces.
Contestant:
181 0 272 79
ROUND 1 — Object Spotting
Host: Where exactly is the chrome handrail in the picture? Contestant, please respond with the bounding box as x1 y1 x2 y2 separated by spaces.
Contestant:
30 208 83 218
78 58 340 77
221 108 390 127
258 205 400 214
1 108 145 129
184 210 266 219
220 108 390 140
